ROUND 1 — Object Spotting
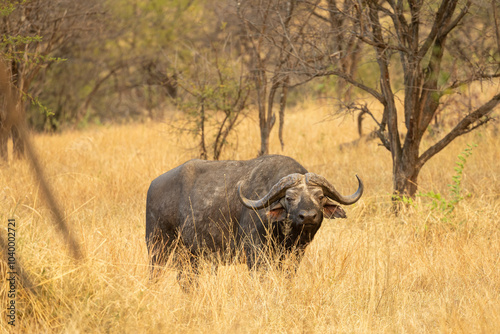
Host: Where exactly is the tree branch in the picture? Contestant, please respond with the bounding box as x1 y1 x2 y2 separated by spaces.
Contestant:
445 72 500 91
343 103 391 151
417 92 500 169
295 68 385 103
367 0 402 158
492 0 500 53
418 0 458 59
354 33 409 53
440 0 471 38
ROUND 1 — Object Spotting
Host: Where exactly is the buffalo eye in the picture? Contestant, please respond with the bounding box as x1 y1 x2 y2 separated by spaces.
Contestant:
286 196 294 203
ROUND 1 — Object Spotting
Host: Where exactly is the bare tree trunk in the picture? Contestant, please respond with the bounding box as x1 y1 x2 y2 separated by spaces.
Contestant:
327 0 360 101
0 60 24 163
394 142 421 198
367 2 406 199
256 67 273 156
199 101 207 160
11 125 24 159
0 130 7 162
278 80 289 150
236 0 298 157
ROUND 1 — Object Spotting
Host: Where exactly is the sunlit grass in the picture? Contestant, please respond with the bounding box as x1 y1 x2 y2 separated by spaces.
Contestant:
1 101 499 333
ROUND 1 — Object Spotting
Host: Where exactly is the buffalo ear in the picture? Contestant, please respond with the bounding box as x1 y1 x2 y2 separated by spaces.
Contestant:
266 200 287 222
324 199 346 219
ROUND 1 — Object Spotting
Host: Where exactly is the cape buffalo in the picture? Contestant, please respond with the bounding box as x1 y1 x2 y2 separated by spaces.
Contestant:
146 155 363 280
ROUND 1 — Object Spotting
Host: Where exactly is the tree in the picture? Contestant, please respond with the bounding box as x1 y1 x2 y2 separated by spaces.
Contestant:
173 37 251 160
235 0 320 156
310 0 362 101
52 0 199 127
0 0 101 160
300 0 500 198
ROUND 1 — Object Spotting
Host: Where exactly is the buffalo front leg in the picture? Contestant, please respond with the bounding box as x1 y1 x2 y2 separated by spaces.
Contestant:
244 242 268 272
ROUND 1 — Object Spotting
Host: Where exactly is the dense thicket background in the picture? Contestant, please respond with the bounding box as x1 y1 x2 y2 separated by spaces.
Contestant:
3 0 495 130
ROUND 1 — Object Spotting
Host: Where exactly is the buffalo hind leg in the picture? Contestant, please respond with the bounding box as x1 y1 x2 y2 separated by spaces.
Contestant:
147 230 177 279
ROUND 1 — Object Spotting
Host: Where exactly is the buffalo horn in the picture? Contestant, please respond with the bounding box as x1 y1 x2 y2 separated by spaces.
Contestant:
238 173 304 210
305 173 363 205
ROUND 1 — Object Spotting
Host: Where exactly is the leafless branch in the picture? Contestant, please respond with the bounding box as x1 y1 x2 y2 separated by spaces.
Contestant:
417 92 500 170
418 0 458 59
492 0 500 53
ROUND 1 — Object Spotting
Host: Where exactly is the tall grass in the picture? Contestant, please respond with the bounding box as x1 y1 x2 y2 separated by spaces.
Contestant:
1 102 499 333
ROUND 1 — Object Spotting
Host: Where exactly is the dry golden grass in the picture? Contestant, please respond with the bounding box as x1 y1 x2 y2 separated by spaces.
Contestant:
1 101 500 333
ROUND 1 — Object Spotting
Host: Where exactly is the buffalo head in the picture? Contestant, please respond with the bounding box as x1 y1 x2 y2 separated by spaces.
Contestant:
238 173 363 227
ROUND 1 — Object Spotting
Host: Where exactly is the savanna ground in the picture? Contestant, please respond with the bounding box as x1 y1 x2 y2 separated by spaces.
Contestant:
1 99 500 333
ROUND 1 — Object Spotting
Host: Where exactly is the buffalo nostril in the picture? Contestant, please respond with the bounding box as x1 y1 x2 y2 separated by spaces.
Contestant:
299 210 317 224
